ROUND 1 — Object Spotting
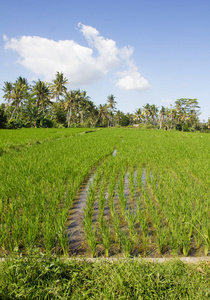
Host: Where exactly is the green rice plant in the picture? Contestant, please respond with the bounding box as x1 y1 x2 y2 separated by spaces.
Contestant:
117 169 127 217
42 212 57 254
185 221 210 256
136 196 148 256
107 167 119 218
83 214 97 257
108 186 115 218
119 230 134 258
113 213 121 242
0 128 209 258
169 226 181 256
204 227 210 256
55 221 69 256
23 215 40 251
98 190 106 229
100 224 111 257
128 167 135 202
155 226 168 255
126 210 137 241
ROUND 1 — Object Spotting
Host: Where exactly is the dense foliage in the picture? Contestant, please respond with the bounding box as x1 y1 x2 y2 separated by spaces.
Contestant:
1 72 209 131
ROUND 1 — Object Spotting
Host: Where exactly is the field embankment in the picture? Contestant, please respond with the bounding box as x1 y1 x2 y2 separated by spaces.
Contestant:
0 254 209 299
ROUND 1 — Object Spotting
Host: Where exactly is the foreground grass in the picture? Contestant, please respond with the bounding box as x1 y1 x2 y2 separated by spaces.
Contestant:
0 254 209 299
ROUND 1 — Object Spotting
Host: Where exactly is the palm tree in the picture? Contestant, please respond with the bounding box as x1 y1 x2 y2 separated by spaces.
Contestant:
115 110 123 126
159 106 165 129
142 103 151 124
64 90 75 128
10 77 29 119
85 100 97 127
98 104 108 127
32 80 51 113
2 81 13 106
107 94 117 127
187 99 200 127
51 72 68 102
150 104 159 124
134 108 142 124
175 99 189 130
77 90 90 125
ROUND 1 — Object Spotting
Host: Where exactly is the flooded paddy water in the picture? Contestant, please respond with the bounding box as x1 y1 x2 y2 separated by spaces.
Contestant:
66 164 158 257
66 173 95 254
65 163 207 258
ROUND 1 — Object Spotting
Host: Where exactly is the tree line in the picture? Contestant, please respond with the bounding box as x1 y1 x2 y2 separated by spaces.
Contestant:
0 72 209 131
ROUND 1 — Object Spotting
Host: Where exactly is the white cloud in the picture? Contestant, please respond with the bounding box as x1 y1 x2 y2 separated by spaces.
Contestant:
116 62 150 91
3 34 8 41
3 23 150 90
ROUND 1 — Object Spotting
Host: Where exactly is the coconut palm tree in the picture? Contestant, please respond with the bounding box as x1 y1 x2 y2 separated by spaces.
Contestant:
134 108 142 124
10 77 29 119
77 90 90 125
85 100 98 127
64 90 75 128
159 106 166 129
51 72 68 102
98 104 108 127
115 110 124 126
32 80 51 113
150 104 159 124
107 94 117 127
2 81 13 106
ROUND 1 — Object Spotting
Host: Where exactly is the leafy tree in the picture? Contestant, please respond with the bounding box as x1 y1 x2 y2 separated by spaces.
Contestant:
126 113 135 125
175 98 200 131
119 114 130 126
0 104 7 128
51 102 67 126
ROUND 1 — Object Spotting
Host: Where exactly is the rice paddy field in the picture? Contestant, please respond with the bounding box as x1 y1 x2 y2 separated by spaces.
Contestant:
0 128 209 258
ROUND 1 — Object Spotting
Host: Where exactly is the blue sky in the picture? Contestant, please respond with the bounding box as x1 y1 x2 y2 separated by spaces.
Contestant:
0 0 210 121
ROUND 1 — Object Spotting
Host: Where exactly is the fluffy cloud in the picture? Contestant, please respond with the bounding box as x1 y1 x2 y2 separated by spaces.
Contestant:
4 23 150 90
116 62 150 90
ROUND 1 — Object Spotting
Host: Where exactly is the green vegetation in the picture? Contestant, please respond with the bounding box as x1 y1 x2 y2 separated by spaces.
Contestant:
0 254 209 299
1 72 209 131
0 128 209 258
0 127 209 298
0 127 95 153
